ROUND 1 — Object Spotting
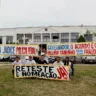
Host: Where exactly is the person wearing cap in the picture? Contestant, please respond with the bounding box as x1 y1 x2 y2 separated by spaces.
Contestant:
12 56 22 78
37 53 48 64
53 57 64 66
41 52 49 63
25 56 36 64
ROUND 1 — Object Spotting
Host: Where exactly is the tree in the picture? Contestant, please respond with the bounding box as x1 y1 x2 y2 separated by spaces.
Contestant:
77 35 86 42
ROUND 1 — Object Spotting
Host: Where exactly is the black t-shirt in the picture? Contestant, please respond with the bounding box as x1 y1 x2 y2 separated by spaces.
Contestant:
38 60 48 64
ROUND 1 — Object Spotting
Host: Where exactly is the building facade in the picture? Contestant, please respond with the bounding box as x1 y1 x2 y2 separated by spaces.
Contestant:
0 26 96 44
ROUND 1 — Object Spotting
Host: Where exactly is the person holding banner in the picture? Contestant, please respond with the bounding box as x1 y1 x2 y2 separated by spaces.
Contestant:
53 57 64 66
37 53 48 64
25 56 36 64
64 57 73 76
41 52 49 63
12 56 22 78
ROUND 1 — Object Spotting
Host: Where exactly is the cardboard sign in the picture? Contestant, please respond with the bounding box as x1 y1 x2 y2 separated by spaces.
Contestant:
47 42 96 56
14 64 70 81
0 44 39 56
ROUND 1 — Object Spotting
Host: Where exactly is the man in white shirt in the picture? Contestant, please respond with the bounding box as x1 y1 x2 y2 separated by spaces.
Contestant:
12 56 22 78
12 56 22 66
53 57 64 66
25 56 36 64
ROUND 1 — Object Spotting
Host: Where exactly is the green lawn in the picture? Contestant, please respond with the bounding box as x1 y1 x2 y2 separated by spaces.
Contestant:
0 64 96 96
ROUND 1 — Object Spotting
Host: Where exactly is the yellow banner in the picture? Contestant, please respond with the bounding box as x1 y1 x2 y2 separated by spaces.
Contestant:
47 42 96 56
14 64 70 81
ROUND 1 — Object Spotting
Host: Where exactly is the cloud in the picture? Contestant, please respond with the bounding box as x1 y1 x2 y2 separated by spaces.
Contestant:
0 0 96 28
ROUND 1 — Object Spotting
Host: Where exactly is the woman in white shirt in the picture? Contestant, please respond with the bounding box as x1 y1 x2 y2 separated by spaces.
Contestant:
64 57 72 75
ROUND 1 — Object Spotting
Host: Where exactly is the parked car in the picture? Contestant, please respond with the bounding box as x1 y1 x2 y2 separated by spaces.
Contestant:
9 55 21 62
81 56 96 63
0 55 10 61
0 55 5 61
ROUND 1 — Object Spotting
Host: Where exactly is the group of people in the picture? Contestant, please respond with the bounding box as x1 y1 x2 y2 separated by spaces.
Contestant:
12 52 74 77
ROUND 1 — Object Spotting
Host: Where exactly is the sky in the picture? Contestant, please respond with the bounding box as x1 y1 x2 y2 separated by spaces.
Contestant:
0 0 96 28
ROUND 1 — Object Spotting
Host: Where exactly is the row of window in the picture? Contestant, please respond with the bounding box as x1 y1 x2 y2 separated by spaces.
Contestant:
17 33 79 44
0 33 93 44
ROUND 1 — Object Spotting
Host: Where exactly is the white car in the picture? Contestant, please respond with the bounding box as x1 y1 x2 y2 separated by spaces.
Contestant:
81 56 96 63
0 56 4 61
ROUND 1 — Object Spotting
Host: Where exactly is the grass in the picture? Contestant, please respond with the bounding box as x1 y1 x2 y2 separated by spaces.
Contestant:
0 64 96 96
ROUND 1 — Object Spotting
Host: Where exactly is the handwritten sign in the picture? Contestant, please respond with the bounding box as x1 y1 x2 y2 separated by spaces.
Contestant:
0 45 39 56
47 42 96 56
14 64 70 81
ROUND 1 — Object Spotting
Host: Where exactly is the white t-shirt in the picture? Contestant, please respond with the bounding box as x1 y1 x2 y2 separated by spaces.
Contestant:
53 61 64 66
44 56 49 63
68 62 71 66
25 60 36 64
12 60 22 66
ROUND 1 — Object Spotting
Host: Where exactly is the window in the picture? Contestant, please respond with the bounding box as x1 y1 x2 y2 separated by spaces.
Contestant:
61 33 69 42
71 33 79 42
25 34 32 44
45 28 48 31
17 34 24 44
34 33 41 42
0 36 2 44
17 34 24 40
52 33 59 42
42 33 50 42
84 34 93 42
6 36 13 44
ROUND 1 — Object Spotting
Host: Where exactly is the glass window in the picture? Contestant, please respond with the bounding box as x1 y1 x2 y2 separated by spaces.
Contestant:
17 34 24 40
0 36 2 44
45 28 48 31
25 34 32 44
84 34 93 42
42 33 50 42
34 33 41 42
6 36 13 44
52 33 59 42
71 32 79 42
61 33 69 42
17 34 24 44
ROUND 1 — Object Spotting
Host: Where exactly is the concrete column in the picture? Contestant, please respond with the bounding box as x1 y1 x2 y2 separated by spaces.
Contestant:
13 34 17 43
32 33 33 43
69 32 71 43
23 34 25 44
50 33 52 42
2 36 6 44
59 33 61 43
41 33 42 43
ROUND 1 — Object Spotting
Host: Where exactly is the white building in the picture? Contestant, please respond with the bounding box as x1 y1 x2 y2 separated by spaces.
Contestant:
0 25 96 44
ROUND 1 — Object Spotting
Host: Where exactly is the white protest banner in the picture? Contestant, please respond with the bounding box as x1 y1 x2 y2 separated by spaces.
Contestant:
14 64 70 81
47 42 96 56
0 44 39 56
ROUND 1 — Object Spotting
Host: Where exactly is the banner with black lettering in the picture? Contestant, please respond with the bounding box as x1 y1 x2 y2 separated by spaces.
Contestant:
14 64 70 81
